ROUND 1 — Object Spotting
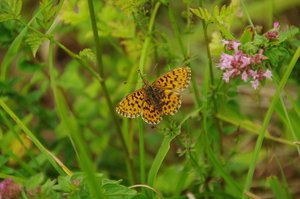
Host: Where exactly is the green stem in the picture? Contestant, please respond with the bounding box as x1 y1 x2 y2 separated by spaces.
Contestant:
0 99 71 176
0 111 37 174
138 2 161 73
48 42 104 198
137 1 161 186
278 95 300 155
147 134 174 187
198 0 223 153
201 22 214 85
87 0 103 76
241 0 257 34
139 121 145 184
168 5 188 60
242 47 300 198
87 0 136 182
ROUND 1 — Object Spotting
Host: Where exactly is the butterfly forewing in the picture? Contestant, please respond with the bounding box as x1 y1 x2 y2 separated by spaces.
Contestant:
116 88 145 118
152 67 191 91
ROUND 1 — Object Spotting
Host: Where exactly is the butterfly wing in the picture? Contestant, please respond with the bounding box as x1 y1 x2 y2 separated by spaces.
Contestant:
141 98 162 125
116 88 145 118
152 67 191 91
160 90 182 115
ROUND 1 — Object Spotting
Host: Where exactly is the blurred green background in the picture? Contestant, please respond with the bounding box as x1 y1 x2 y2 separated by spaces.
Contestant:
0 0 300 198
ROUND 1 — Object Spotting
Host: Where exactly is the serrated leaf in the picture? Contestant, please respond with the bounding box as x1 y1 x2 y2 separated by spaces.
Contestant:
190 8 212 22
26 173 45 189
7 0 22 16
265 46 290 67
213 5 220 17
253 34 268 47
278 26 300 43
37 0 63 30
0 0 19 22
0 13 15 22
0 0 22 20
54 176 74 192
25 32 45 57
14 0 22 16
79 48 96 63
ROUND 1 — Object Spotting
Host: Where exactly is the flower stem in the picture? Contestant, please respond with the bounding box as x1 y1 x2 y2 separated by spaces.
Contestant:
87 0 136 182
242 46 300 198
137 2 161 187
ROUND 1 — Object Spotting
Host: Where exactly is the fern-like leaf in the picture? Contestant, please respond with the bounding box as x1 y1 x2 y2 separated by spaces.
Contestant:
190 7 212 23
25 32 45 57
0 0 22 22
79 48 96 63
36 0 63 30
191 3 238 39
0 13 15 22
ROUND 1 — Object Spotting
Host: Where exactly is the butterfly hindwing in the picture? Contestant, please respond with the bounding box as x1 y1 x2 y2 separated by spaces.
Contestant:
160 90 182 115
116 88 145 118
141 99 162 124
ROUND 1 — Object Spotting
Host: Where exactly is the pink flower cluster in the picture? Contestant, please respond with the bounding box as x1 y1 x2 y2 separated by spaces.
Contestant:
0 178 21 199
218 40 272 89
265 21 280 40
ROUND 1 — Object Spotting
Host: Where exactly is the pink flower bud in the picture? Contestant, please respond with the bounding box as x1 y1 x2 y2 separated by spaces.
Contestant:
263 69 272 79
241 71 249 81
273 21 279 29
251 79 260 90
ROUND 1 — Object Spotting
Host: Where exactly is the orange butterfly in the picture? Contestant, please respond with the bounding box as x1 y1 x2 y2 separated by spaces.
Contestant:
116 67 191 124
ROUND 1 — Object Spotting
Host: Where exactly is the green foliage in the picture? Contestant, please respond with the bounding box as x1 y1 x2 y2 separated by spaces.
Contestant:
79 48 96 64
37 0 63 31
0 0 22 22
1 0 300 198
25 32 46 57
19 173 142 198
190 2 238 39
268 176 292 199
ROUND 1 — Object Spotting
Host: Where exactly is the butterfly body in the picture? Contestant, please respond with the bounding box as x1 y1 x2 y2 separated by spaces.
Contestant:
144 85 163 111
116 67 191 125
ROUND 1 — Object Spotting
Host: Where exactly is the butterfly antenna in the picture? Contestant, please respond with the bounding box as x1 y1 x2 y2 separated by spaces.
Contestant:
151 63 158 74
137 69 148 85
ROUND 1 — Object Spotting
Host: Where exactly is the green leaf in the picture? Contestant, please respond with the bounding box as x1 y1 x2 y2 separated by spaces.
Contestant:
190 7 212 22
37 0 63 30
40 179 60 199
25 32 45 57
26 173 45 189
240 26 254 44
213 5 220 18
102 179 138 199
79 48 96 63
0 0 48 80
54 176 75 192
268 176 292 199
264 46 290 67
0 0 22 22
18 58 45 72
10 0 22 16
0 13 15 22
278 26 300 43
0 25 27 81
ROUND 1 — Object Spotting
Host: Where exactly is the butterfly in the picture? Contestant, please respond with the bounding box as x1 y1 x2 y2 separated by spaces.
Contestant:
116 67 191 125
